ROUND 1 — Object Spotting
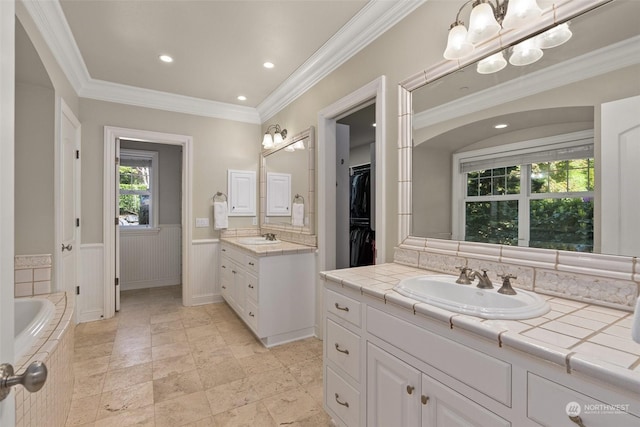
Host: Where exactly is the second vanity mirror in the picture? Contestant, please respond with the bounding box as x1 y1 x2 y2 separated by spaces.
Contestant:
260 126 315 234
400 0 640 257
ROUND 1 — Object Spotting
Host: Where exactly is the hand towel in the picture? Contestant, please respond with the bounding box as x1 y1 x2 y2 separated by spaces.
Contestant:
632 296 640 344
213 201 228 230
292 202 304 227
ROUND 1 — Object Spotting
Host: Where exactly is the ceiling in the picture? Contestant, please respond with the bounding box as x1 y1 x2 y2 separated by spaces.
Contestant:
17 1 425 123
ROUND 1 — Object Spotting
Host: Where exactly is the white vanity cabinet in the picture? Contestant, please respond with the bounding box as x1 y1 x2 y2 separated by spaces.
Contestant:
323 280 640 427
220 242 315 347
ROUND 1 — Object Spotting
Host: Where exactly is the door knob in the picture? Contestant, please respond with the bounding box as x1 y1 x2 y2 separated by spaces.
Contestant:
0 361 48 401
61 243 73 252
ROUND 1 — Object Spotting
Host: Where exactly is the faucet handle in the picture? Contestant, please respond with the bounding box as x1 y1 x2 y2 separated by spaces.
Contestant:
497 274 518 295
455 266 472 285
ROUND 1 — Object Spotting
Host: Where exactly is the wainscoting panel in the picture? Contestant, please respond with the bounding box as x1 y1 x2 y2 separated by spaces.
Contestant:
78 243 104 322
120 224 182 291
190 239 221 305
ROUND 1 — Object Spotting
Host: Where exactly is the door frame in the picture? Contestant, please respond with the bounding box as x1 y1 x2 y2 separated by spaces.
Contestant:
317 76 386 336
103 126 193 319
55 97 81 323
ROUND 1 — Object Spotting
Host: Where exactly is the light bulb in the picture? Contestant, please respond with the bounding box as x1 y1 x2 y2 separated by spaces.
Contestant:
444 24 474 60
509 38 543 66
273 132 284 145
467 3 501 44
477 51 507 74
537 22 572 49
502 0 542 29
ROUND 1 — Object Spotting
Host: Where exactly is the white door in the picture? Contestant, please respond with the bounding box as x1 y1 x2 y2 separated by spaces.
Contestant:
335 123 350 269
600 95 640 256
58 100 80 318
367 343 422 427
115 141 121 311
0 0 15 423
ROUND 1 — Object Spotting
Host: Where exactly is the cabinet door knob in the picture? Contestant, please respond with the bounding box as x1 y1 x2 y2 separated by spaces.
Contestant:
221 285 226 289
248 262 254 266
335 393 349 408
334 303 349 312
249 312 255 317
421 395 429 405
569 416 587 427
232 270 237 274
248 284 254 289
406 385 415 395
334 343 349 355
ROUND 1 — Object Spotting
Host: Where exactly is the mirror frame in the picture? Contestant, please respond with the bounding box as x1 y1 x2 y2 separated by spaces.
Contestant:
398 0 611 245
260 126 315 235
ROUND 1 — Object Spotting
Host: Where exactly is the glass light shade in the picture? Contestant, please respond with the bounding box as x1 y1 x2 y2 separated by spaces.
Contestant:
292 140 305 150
273 132 284 145
509 39 543 66
477 51 507 74
284 144 295 152
467 3 501 44
536 23 572 49
502 0 542 29
443 24 474 60
262 133 274 148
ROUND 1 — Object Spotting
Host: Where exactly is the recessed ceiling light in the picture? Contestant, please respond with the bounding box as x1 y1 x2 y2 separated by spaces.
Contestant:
237 95 247 101
159 55 173 63
263 62 275 69
494 123 509 129
372 123 377 127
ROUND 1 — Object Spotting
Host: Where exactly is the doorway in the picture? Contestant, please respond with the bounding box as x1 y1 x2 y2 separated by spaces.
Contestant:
317 76 386 336
104 127 193 320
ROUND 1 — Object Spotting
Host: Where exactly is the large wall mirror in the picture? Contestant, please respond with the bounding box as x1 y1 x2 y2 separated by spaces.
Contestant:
260 126 315 235
400 0 640 257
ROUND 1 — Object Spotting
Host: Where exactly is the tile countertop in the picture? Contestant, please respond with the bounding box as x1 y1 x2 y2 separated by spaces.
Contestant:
220 237 316 257
320 263 640 395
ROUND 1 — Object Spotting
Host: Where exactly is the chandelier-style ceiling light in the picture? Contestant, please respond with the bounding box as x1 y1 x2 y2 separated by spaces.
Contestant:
444 0 573 74
262 124 287 149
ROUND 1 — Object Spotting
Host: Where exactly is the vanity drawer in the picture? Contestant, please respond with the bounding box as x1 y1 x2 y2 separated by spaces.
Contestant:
326 319 360 382
245 254 259 273
527 373 640 426
326 365 360 427
367 306 511 407
221 244 242 264
245 299 258 332
246 273 258 301
326 289 361 327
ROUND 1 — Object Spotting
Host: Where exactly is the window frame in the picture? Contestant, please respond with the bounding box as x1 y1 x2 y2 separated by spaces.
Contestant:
119 149 159 231
452 130 594 247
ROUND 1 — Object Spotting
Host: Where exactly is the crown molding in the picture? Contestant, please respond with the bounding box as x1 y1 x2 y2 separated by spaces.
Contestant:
80 79 262 123
23 0 424 124
414 35 640 130
257 0 427 122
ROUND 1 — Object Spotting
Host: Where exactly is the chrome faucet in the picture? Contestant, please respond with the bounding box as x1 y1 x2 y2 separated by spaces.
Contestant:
497 274 518 295
262 233 277 241
471 269 493 289
455 266 473 285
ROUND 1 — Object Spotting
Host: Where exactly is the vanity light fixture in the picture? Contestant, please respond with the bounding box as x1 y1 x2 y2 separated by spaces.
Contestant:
292 140 305 150
443 0 573 73
262 124 287 149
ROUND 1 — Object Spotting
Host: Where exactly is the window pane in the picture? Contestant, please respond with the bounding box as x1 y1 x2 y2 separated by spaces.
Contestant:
119 194 150 226
119 166 150 191
532 159 594 193
465 200 518 245
467 166 520 197
530 198 593 252
506 166 520 194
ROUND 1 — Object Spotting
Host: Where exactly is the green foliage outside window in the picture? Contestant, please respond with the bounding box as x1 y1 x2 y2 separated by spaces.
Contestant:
465 200 519 246
119 166 150 225
530 198 593 252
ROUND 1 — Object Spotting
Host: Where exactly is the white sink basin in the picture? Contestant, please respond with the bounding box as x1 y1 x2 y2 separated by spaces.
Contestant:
237 237 281 245
393 275 550 320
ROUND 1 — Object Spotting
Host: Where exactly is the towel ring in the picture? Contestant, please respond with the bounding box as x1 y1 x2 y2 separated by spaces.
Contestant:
293 194 305 203
213 192 227 202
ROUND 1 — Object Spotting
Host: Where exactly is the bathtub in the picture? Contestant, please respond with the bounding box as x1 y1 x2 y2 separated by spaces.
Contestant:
14 297 55 360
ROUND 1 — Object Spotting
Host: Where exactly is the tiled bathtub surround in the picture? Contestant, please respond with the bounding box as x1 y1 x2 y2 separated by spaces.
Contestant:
14 254 52 297
395 239 639 310
15 292 75 427
320 264 640 394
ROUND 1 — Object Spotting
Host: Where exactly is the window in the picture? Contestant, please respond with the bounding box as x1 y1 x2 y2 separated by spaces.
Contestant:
454 132 594 252
119 149 158 228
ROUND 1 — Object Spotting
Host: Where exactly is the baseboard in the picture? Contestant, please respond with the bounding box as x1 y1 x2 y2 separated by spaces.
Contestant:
190 293 224 306
78 308 104 323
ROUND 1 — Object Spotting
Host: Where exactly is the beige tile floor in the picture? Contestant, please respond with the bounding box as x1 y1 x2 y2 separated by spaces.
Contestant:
66 285 332 426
